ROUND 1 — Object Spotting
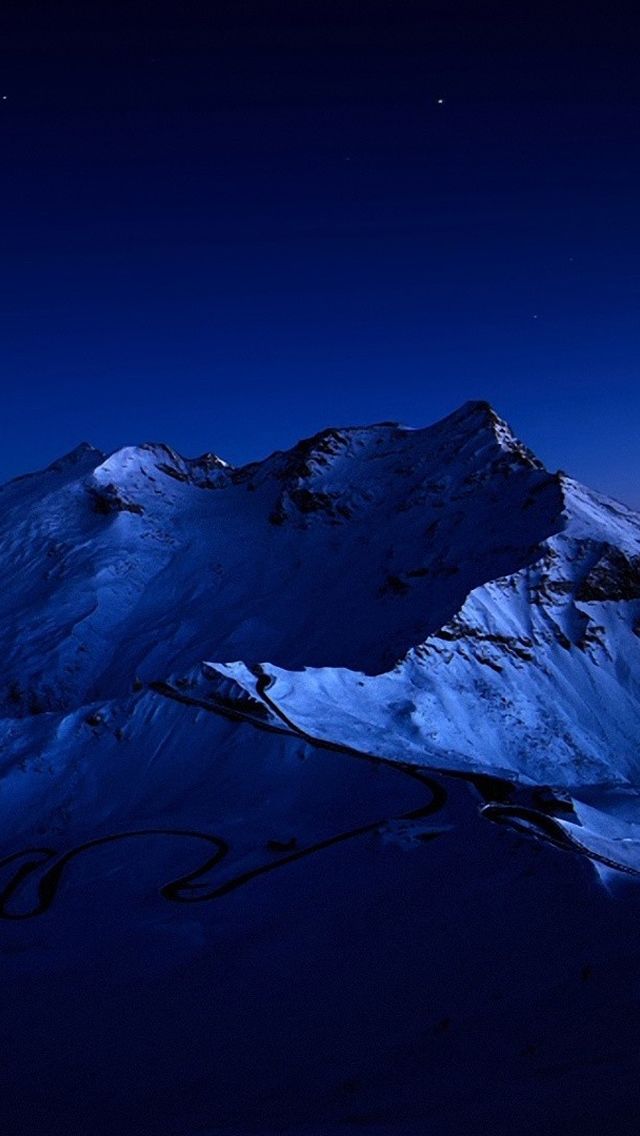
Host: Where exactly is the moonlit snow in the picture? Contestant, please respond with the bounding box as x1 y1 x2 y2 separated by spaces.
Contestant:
1 400 639 1135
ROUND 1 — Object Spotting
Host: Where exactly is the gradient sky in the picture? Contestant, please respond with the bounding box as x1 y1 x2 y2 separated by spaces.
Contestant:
1 1 639 504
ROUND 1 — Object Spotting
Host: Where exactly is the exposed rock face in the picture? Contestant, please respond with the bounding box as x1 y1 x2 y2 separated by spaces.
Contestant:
88 482 145 516
576 546 640 602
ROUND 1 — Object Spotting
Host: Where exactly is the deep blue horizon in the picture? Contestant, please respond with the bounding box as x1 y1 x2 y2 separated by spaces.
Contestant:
1 1 638 505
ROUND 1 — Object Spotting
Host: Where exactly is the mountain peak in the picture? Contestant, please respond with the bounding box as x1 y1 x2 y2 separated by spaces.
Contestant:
46 441 104 471
432 399 543 470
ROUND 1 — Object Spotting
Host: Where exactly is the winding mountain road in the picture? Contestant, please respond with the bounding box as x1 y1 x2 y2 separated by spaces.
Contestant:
0 677 447 920
4 666 637 920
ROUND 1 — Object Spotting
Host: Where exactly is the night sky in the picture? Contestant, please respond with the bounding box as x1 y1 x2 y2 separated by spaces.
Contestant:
1 1 639 504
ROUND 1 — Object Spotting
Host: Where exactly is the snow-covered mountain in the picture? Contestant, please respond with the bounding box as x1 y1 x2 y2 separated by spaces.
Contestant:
2 398 638 866
1 401 640 1136
0 400 568 708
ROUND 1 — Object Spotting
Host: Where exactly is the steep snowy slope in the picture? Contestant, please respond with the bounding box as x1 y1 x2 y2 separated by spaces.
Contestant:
1 401 639 1136
209 474 640 871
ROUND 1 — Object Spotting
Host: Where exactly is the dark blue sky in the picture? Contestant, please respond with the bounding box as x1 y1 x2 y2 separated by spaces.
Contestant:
1 1 639 503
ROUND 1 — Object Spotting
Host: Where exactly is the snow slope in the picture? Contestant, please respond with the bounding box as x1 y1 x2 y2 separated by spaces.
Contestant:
209 455 640 870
